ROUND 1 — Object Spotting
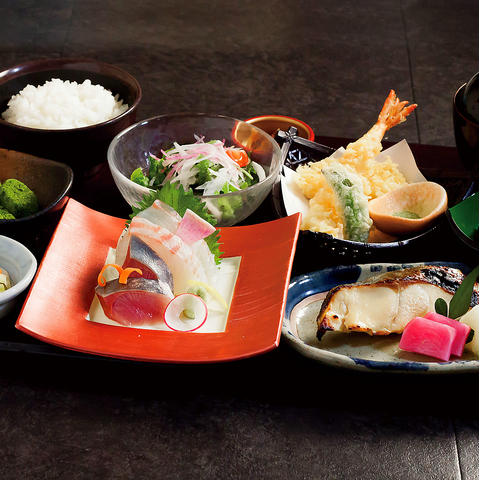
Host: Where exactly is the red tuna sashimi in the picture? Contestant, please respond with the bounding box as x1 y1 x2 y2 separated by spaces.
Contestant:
95 277 174 326
122 234 174 290
398 316 456 361
424 311 471 357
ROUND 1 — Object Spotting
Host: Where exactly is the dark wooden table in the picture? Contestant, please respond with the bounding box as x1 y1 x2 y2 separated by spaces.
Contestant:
1 138 479 480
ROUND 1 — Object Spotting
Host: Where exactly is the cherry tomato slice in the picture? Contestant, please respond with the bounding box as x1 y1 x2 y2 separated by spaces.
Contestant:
226 148 249 167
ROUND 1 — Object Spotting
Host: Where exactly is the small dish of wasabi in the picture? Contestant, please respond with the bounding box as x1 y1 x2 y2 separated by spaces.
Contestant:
0 178 39 220
0 235 37 319
0 149 74 253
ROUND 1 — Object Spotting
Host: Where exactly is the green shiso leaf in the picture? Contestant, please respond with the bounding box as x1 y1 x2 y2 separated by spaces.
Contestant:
434 297 448 317
128 181 224 265
449 264 479 319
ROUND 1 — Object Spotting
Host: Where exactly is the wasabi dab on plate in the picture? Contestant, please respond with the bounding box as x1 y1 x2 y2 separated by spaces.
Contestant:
0 268 11 293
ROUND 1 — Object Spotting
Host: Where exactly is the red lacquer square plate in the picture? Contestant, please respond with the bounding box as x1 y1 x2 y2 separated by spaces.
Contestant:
16 199 301 363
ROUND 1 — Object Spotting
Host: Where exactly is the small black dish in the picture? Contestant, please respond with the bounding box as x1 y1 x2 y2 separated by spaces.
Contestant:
0 149 74 259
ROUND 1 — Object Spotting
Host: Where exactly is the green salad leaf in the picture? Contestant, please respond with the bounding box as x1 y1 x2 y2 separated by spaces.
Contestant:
148 155 168 189
195 158 216 185
130 167 150 187
128 181 224 265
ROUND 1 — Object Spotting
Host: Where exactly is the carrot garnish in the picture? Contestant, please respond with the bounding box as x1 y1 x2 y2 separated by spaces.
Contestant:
226 148 249 167
97 264 143 287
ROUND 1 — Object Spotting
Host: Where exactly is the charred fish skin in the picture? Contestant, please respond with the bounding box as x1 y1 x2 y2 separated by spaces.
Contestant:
316 265 479 339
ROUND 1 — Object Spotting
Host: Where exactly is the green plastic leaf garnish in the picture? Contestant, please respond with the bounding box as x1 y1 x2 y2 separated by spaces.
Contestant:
448 264 479 319
128 181 224 265
435 297 448 317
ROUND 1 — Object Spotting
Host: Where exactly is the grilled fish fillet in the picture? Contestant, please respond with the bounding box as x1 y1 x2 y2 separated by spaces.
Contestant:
317 265 479 337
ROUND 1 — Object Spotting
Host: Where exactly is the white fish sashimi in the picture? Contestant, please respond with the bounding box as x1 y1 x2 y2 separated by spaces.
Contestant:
135 200 220 288
189 240 220 289
118 216 208 295
137 200 181 232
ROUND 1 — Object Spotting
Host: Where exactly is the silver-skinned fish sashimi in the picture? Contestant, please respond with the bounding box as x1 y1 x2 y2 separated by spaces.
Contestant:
95 277 174 326
122 234 174 288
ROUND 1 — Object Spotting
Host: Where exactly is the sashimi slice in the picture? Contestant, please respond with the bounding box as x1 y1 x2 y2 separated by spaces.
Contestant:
122 234 174 289
189 240 220 289
121 216 208 294
175 209 216 244
117 200 220 290
95 277 174 326
398 316 456 361
137 200 181 233
424 311 471 357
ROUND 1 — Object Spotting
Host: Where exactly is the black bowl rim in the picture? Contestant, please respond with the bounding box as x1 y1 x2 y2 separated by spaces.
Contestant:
0 57 142 133
453 83 479 127
107 112 284 199
0 152 74 224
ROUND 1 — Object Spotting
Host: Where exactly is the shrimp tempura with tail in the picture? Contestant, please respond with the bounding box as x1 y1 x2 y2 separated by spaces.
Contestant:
295 90 417 239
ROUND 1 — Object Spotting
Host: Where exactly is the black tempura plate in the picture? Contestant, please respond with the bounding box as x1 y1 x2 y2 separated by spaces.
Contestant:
272 130 475 273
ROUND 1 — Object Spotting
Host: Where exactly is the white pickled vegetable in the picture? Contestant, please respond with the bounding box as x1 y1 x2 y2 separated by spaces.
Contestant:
460 305 479 355
0 268 11 293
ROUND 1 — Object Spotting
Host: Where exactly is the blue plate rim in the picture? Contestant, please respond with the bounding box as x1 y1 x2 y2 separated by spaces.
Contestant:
282 261 479 373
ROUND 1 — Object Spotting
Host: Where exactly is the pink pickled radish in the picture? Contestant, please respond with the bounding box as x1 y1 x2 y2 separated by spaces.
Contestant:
399 317 456 361
164 293 208 332
175 209 216 244
424 311 471 357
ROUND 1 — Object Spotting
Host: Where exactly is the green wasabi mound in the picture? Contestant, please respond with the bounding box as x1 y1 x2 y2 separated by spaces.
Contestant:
0 179 39 219
0 206 15 220
322 162 372 243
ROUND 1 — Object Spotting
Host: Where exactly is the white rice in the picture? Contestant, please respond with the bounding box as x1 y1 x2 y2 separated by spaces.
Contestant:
2 78 129 129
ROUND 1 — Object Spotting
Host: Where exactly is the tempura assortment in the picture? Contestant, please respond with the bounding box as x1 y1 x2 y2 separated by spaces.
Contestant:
294 90 417 241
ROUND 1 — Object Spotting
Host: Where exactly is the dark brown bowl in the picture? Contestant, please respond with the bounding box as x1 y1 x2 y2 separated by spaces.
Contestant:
0 149 74 259
453 83 479 177
0 58 141 177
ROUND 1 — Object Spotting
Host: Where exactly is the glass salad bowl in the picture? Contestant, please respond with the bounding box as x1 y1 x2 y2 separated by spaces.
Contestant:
107 113 283 226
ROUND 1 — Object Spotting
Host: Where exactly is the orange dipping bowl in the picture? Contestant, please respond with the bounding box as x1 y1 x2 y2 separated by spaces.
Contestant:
245 115 314 141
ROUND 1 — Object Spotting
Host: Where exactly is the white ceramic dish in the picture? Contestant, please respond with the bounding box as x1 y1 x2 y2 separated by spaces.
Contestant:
0 235 37 318
282 261 479 373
